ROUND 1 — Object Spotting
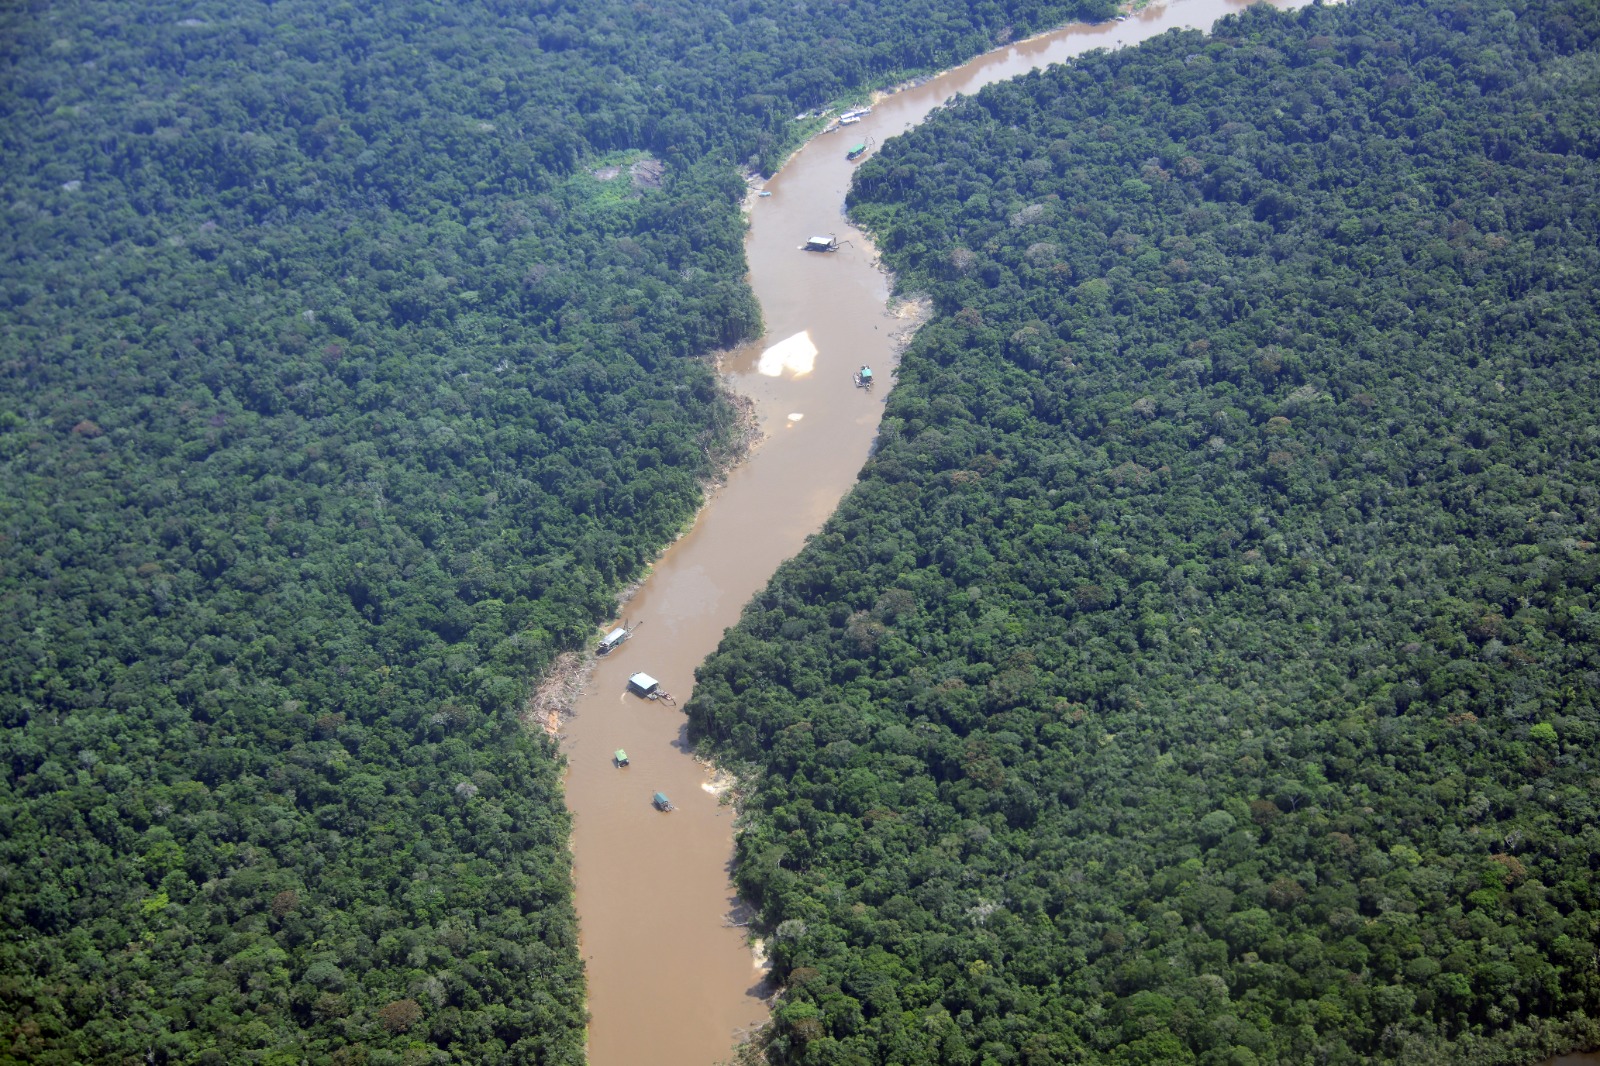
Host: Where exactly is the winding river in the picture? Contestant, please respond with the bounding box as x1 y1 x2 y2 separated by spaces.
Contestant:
554 1 1587 1064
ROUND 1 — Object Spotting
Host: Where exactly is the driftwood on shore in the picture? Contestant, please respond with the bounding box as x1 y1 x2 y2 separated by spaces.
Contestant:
705 378 762 473
523 650 591 735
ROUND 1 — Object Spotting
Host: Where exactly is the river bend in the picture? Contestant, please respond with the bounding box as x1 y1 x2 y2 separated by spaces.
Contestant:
562 1 1324 1062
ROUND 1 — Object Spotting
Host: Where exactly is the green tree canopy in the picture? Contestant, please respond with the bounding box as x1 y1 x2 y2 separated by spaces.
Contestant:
691 0 1600 1061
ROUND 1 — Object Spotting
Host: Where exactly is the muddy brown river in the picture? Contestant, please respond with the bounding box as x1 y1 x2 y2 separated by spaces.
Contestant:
550 2 1597 1065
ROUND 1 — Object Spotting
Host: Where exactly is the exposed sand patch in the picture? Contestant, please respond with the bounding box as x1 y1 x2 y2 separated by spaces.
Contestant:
701 768 739 797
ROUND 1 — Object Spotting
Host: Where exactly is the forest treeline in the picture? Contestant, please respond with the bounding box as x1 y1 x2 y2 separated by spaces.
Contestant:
687 0 1600 1062
0 0 1105 1061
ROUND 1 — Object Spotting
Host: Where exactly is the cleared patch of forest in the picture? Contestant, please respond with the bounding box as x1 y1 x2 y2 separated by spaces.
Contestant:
688 0 1600 1061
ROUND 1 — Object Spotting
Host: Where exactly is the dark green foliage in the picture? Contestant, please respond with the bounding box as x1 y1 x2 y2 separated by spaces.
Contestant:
0 0 1105 1061
690 0 1600 1062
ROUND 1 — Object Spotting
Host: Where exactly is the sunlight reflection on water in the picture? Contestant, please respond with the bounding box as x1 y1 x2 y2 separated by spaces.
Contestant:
756 330 817 377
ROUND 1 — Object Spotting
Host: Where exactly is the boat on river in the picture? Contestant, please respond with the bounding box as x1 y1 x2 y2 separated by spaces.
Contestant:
846 140 870 161
614 749 630 767
627 671 676 704
854 365 875 389
653 791 674 812
598 621 636 655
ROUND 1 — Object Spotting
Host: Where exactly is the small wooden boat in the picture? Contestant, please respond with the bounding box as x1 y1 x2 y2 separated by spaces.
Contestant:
653 791 674 812
614 749 630 767
854 365 875 389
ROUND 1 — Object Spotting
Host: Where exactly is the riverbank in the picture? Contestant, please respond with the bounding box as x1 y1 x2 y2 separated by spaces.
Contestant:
522 360 762 739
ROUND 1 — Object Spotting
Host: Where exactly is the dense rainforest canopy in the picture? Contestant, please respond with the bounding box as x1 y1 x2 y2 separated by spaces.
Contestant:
0 0 1108 1061
688 0 1600 1062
